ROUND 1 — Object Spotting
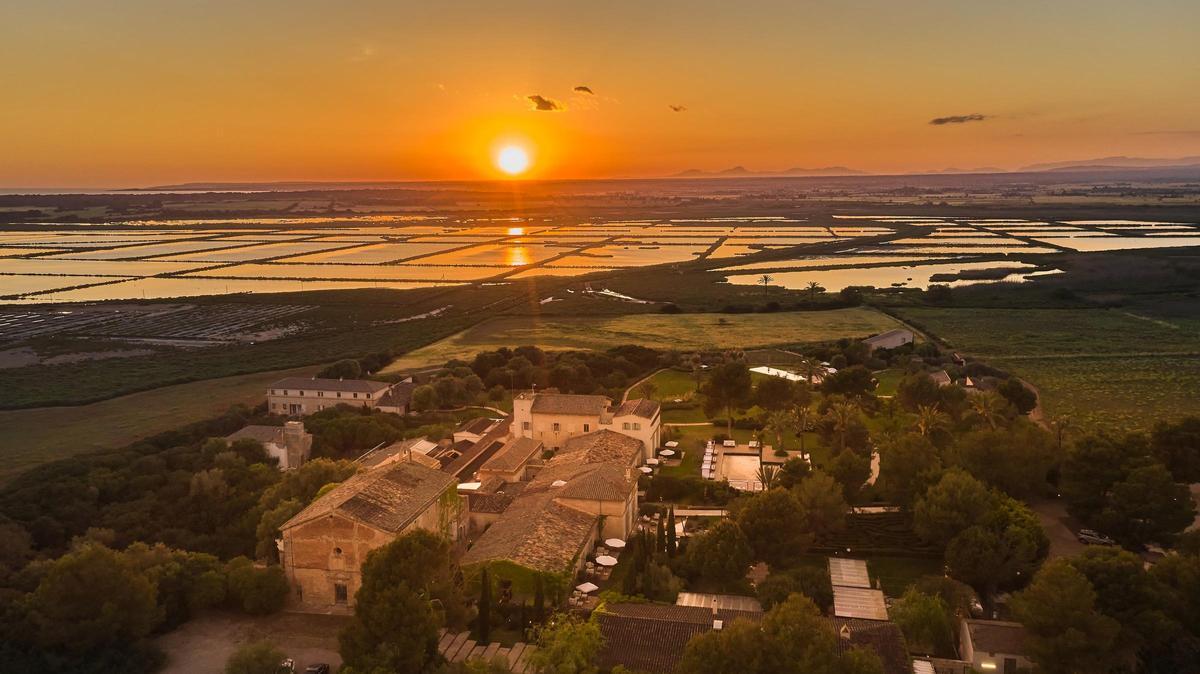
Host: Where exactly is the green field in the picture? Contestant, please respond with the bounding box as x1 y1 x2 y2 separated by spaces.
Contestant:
383 307 904 372
895 306 1200 430
0 365 313 485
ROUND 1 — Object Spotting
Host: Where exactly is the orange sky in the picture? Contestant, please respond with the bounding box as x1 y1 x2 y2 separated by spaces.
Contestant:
2 1 1199 187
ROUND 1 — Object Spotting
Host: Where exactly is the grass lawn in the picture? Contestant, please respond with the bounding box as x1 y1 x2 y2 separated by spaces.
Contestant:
383 307 905 372
895 306 1200 430
0 365 314 485
659 425 760 478
872 369 905 397
639 368 700 401
867 556 945 597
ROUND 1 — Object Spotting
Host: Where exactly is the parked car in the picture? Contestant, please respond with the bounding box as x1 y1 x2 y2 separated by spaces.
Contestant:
1077 529 1116 546
277 659 295 674
304 665 330 674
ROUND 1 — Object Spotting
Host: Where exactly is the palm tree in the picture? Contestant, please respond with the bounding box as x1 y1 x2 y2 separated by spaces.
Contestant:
791 404 813 455
758 274 774 295
806 281 825 300
875 398 908 444
755 464 779 490
765 409 795 452
969 392 1006 430
825 400 860 451
1051 415 1073 453
914 404 951 437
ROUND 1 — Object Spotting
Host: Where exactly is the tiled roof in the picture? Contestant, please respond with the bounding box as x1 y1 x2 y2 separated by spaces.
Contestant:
595 603 761 674
468 491 514 514
614 398 660 419
281 461 454 534
676 593 763 613
457 416 497 436
826 618 911 674
964 619 1029 656
862 329 914 346
443 418 513 478
480 437 544 474
461 431 639 574
460 490 597 573
379 381 415 407
270 377 392 394
596 604 910 674
530 393 610 416
226 425 285 444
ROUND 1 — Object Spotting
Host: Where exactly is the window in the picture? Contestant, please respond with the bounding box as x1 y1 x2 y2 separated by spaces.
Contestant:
333 547 342 556
353 393 359 399
622 422 631 430
633 423 641 430
337 392 342 398
317 391 324 397
552 423 560 432
283 390 289 396
271 389 277 395
334 583 348 603
522 421 531 431
299 390 305 396
583 424 590 432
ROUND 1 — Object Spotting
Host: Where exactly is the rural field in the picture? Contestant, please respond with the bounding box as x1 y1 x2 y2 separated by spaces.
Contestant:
895 306 1200 429
382 307 904 372
0 365 311 485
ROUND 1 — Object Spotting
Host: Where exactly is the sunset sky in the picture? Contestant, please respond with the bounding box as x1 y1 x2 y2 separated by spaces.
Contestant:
3 0 1199 187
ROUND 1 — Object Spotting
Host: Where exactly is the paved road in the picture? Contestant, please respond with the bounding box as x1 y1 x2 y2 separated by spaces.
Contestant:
157 610 347 674
1028 498 1085 559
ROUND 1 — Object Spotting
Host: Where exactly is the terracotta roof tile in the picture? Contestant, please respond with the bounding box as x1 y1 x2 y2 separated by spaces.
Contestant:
270 377 391 394
530 393 610 416
281 461 454 534
614 398 660 419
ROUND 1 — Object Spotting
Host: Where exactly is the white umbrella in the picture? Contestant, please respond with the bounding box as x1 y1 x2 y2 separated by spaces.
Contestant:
646 458 660 466
605 538 627 549
595 555 618 567
665 441 679 448
639 466 653 474
659 449 675 457
576 582 599 594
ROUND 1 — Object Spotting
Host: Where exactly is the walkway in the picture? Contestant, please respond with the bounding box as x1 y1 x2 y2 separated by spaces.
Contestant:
438 630 538 672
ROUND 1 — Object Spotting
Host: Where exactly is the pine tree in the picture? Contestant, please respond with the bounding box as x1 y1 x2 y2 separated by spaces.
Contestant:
478 567 491 643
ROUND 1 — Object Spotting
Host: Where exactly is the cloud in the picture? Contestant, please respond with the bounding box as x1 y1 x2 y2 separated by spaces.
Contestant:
573 85 594 94
929 114 987 125
527 94 562 111
669 104 687 113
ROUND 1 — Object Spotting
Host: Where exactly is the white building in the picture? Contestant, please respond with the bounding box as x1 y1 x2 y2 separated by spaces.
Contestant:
226 421 312 470
960 619 1033 674
267 376 414 416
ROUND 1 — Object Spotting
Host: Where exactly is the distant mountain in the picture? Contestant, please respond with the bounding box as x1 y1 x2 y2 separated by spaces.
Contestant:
670 165 866 178
1021 155 1200 172
932 167 1006 174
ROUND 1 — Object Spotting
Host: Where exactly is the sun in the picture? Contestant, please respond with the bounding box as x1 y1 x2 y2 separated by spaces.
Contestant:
496 145 531 176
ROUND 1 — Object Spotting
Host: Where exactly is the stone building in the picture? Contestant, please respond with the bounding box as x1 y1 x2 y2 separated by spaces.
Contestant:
511 391 661 462
225 421 312 470
278 460 463 613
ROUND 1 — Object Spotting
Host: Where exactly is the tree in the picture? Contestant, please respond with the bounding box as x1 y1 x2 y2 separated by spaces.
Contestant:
757 273 774 295
1098 462 1196 547
225 640 285 674
637 380 658 401
1011 560 1122 674
945 524 1041 610
755 566 833 612
225 558 288 614
827 449 870 501
822 400 866 452
411 384 439 412
677 594 883 674
733 489 812 567
792 470 848 537
819 365 875 398
478 566 491 644
755 377 795 411
1150 416 1200 483
889 589 955 656
952 421 1056 498
1060 434 1134 522
791 404 813 456
754 464 779 490
318 359 362 380
877 433 942 507
763 410 795 452
526 614 603 674
913 470 997 545
997 377 1037 415
775 456 811 489
685 520 752 589
339 531 465 674
913 404 951 439
805 280 825 299
28 542 158 654
701 362 754 435
967 392 1011 430
897 374 941 411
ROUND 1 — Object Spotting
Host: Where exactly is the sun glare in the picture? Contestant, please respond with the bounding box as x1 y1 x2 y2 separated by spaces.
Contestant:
496 145 531 176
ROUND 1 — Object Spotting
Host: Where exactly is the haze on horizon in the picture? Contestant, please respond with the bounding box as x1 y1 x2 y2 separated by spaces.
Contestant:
2 0 1199 188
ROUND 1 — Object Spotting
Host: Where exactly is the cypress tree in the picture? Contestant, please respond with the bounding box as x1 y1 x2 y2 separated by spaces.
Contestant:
667 507 677 557
656 516 666 558
478 567 491 643
533 574 545 623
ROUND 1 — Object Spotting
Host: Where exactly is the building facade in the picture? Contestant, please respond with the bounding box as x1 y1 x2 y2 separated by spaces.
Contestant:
511 391 661 462
225 421 312 470
278 460 463 613
267 376 412 416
